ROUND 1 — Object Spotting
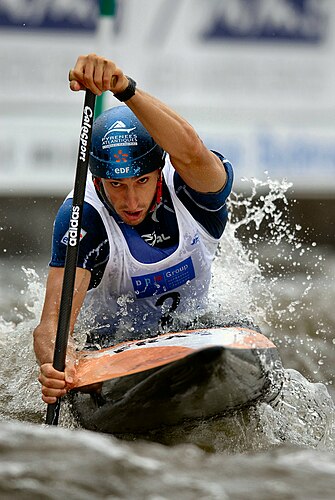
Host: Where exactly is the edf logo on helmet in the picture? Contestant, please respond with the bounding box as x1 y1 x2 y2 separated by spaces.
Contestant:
114 166 130 175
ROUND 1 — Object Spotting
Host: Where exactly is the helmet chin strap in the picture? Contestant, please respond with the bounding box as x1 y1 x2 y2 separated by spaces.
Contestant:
149 170 163 213
93 176 101 192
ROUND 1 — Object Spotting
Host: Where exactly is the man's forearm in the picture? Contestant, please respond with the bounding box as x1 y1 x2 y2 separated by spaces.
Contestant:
33 323 57 366
33 322 77 367
126 88 201 166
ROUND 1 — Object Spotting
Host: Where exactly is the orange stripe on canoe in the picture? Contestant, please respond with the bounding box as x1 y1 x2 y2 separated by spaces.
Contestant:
74 345 193 388
72 328 276 388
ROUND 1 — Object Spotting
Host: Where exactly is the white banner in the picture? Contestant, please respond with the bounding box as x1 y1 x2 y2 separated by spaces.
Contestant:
0 0 334 195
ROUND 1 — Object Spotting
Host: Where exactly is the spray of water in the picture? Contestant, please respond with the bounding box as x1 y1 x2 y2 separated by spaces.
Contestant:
0 267 45 423
0 175 333 450
212 176 323 330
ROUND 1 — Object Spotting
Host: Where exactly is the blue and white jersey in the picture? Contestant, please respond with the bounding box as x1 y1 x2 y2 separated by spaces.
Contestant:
50 152 233 345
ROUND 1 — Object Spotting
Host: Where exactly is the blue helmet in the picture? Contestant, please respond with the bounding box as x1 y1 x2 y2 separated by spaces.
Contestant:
89 106 166 179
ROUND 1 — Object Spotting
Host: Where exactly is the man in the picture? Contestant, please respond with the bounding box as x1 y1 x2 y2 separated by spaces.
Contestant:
33 53 233 405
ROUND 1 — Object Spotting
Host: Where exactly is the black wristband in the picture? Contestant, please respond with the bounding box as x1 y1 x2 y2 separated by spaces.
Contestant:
113 76 137 102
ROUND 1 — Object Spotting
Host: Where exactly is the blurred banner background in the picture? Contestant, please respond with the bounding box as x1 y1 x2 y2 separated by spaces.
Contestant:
0 0 334 254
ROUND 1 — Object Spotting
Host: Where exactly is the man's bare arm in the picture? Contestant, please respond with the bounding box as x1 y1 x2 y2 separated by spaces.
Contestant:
33 266 91 403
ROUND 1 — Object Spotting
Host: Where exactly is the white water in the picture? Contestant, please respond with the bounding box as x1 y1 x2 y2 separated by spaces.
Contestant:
0 176 334 498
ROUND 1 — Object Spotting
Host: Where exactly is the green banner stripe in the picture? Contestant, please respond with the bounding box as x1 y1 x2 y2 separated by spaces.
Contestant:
100 0 116 16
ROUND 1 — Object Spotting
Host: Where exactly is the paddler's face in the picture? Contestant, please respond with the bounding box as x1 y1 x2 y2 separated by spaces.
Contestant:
101 169 160 225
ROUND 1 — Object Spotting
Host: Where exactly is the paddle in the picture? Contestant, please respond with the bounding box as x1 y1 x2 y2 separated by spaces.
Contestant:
45 89 96 425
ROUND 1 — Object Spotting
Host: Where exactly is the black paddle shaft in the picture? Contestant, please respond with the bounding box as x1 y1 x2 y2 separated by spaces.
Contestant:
45 90 96 425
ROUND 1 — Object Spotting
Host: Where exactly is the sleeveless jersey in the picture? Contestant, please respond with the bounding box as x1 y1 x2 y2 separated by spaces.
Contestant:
79 159 220 346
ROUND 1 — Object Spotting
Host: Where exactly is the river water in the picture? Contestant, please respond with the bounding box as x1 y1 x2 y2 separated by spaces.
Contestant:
0 178 334 499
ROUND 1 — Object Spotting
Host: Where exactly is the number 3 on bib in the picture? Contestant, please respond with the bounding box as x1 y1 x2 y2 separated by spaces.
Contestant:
155 292 181 328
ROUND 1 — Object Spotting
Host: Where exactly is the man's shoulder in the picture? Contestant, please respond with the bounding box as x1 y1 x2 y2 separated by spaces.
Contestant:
167 150 233 239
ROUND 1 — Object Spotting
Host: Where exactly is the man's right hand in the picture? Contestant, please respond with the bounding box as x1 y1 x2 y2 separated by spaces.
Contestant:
38 362 76 404
69 53 128 96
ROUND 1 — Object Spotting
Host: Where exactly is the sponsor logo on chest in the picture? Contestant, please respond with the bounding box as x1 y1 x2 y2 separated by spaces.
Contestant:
142 232 171 246
132 256 195 298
